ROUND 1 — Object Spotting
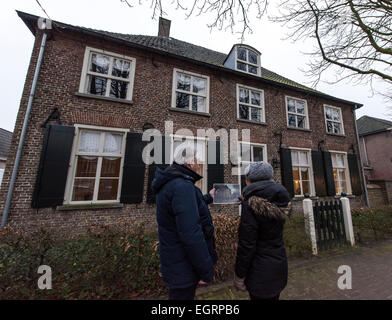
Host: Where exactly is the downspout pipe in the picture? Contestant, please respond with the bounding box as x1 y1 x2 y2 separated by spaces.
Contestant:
1 31 48 227
353 105 370 207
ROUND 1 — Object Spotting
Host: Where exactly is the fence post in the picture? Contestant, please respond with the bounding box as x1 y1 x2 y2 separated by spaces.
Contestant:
340 193 355 246
303 194 318 255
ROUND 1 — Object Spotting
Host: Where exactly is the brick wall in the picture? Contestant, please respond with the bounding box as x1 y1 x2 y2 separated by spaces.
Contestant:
0 28 366 234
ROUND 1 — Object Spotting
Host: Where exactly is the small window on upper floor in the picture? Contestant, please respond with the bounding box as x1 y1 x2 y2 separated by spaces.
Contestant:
235 46 260 76
79 47 136 101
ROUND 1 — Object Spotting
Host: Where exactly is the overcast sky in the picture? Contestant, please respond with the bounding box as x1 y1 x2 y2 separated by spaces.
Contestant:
1 0 390 132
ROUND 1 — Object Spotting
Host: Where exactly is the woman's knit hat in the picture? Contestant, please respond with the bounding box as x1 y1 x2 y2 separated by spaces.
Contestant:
245 161 274 182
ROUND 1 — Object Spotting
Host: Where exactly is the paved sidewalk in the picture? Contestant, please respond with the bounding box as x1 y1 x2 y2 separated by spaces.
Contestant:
196 240 392 300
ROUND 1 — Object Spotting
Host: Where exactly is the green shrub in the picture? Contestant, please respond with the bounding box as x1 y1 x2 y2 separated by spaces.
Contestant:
0 212 312 299
352 205 392 243
283 215 312 258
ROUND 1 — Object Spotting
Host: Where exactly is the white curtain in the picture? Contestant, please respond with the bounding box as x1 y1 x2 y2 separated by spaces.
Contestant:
79 131 100 153
104 133 122 154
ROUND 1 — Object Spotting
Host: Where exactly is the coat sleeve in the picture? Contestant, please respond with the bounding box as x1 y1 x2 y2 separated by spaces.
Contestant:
171 181 214 282
203 193 213 205
235 201 259 278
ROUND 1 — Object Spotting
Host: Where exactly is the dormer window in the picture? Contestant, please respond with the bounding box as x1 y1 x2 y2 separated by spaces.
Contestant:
235 46 260 75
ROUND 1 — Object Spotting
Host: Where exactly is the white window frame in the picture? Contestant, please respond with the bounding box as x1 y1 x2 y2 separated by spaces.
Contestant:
285 96 310 130
171 68 210 113
236 84 265 123
289 147 315 197
324 105 345 135
329 150 352 195
78 47 136 101
169 134 208 193
234 46 261 76
64 124 129 205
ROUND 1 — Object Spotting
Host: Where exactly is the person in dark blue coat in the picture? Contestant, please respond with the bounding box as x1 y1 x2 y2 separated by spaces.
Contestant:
234 161 290 300
151 143 217 300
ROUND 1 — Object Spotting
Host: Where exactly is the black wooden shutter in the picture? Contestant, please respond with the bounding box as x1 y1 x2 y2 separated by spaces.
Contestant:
207 140 224 191
32 124 75 208
322 151 336 196
146 136 170 204
240 174 246 192
280 148 294 198
311 150 327 197
120 132 147 204
347 153 362 195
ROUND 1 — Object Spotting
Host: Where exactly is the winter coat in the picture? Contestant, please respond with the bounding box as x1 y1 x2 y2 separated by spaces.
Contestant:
151 162 218 289
235 180 290 298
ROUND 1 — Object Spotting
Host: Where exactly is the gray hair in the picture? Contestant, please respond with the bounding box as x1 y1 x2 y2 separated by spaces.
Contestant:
173 141 199 165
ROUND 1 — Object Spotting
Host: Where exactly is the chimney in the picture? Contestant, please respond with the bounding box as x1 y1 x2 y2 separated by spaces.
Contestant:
158 17 171 37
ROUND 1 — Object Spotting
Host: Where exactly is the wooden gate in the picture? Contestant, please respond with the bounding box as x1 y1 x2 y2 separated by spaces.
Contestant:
313 200 348 251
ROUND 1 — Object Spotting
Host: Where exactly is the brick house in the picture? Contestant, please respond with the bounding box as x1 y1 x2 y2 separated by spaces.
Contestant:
0 11 366 233
357 115 392 205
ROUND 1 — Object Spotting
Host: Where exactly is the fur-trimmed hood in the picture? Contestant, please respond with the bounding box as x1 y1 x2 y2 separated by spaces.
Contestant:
247 196 286 221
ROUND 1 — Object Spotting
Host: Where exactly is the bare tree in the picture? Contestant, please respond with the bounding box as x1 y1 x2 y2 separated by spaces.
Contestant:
121 0 392 104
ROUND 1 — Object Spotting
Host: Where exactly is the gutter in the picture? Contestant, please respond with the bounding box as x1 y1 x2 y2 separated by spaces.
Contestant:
353 106 370 207
1 30 48 227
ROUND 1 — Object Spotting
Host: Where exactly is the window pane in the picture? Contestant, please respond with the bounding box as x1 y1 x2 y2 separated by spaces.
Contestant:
296 101 305 114
101 157 121 177
110 80 128 99
302 180 310 195
338 169 346 181
327 121 333 133
287 99 296 112
79 131 100 153
237 61 247 71
300 167 309 180
88 76 107 96
239 88 249 103
241 144 251 162
326 107 340 121
340 180 347 194
72 178 95 201
291 151 299 165
248 65 258 74
192 77 206 95
177 73 191 91
288 114 296 127
103 133 123 154
253 146 264 162
237 47 247 61
239 105 249 120
299 151 308 165
297 115 305 128
90 53 109 74
325 108 333 120
75 156 97 177
251 91 261 106
192 96 205 112
336 154 344 167
249 51 258 64
294 180 301 195
176 92 190 109
333 122 341 134
98 179 119 200
250 107 261 122
292 168 300 180
334 179 340 194
112 59 130 78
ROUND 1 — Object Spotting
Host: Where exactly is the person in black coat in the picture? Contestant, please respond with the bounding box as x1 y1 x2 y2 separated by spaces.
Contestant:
151 144 218 300
234 161 290 300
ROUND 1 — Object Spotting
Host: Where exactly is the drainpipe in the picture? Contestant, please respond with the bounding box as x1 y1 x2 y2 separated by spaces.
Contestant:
1 31 48 227
353 106 370 207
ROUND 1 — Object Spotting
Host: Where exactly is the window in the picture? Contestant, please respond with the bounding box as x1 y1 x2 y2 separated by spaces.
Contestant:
331 152 351 195
172 69 210 113
324 105 344 134
79 47 136 101
291 149 314 196
236 46 260 75
66 126 127 204
286 96 309 129
171 136 207 192
237 85 265 123
0 168 4 187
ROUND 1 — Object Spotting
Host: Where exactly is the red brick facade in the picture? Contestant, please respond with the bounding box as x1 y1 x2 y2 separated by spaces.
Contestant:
0 22 366 234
